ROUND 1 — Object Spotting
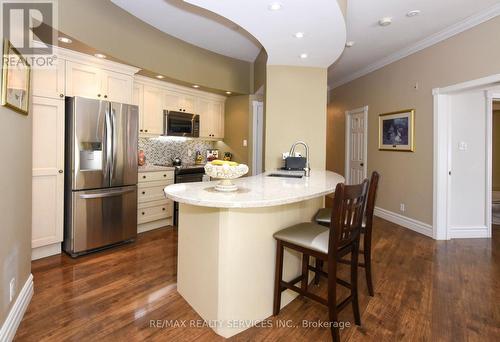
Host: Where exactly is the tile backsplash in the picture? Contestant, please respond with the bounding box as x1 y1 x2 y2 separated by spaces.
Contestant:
138 137 215 165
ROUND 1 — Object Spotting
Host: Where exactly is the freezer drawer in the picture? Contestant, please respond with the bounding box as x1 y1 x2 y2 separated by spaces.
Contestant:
66 186 137 255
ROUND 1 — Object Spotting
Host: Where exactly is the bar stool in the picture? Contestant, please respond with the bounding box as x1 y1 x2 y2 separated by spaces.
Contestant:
273 180 369 342
315 172 380 296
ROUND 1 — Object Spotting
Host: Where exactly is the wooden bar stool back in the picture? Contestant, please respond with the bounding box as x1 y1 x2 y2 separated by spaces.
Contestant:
273 180 369 342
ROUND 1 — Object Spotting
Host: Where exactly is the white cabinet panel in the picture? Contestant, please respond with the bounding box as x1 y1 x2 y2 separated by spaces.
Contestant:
143 86 164 135
32 96 64 248
133 83 144 133
181 94 196 113
32 60 65 99
102 71 133 104
198 98 225 139
164 91 182 112
65 61 101 99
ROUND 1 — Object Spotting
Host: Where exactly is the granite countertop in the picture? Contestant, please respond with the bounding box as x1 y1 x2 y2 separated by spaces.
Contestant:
163 170 344 208
138 164 176 172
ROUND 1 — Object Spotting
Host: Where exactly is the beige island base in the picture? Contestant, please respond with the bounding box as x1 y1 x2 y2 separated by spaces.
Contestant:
164 170 344 337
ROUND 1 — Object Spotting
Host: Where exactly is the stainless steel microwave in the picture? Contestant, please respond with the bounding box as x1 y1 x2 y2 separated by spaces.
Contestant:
163 110 200 137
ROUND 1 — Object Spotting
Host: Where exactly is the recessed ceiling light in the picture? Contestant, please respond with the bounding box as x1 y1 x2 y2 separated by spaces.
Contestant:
345 41 355 47
225 91 232 95
295 32 304 39
58 37 72 44
94 53 107 59
299 53 308 59
192 85 200 88
378 17 392 27
156 75 164 79
268 2 282 11
406 10 421 17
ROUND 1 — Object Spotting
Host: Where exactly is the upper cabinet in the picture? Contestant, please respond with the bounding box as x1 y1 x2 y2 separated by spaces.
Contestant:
65 60 134 104
134 76 226 140
164 91 196 113
32 58 65 99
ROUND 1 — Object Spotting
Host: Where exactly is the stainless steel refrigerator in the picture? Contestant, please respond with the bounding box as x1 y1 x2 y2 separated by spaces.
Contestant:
63 97 138 257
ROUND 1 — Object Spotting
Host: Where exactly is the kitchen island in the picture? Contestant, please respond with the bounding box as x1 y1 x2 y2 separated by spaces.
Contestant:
164 170 344 338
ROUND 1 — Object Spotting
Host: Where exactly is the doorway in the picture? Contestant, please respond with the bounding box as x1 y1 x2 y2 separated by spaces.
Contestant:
433 75 500 240
345 106 368 185
252 100 264 175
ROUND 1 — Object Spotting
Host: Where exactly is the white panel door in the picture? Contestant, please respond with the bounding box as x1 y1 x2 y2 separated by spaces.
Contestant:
449 91 487 231
66 61 102 99
101 71 133 104
143 86 164 135
32 96 65 248
32 59 65 99
347 109 367 185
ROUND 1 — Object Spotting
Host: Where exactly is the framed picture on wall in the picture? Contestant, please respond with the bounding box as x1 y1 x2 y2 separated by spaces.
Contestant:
1 39 31 115
378 109 415 151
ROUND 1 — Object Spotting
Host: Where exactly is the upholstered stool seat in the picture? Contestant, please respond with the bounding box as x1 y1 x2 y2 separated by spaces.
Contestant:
273 223 329 254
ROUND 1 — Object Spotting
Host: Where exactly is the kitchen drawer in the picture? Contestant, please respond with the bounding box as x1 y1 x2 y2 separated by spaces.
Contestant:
138 202 173 224
138 171 174 183
138 181 172 203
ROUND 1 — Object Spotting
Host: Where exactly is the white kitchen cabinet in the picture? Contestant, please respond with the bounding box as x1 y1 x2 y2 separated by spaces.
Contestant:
65 61 102 99
32 59 65 99
198 98 225 139
133 83 144 133
101 70 133 103
137 170 175 233
164 90 196 113
142 85 164 135
66 61 133 103
31 96 65 257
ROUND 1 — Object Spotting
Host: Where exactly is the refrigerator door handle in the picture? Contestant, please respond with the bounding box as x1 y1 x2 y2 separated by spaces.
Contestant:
79 187 135 199
105 106 113 184
110 107 117 181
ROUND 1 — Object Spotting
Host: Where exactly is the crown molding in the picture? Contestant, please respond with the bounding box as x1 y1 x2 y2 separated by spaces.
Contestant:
329 3 500 90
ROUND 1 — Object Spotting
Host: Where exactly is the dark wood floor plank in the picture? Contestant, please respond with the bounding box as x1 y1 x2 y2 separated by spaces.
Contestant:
14 220 500 341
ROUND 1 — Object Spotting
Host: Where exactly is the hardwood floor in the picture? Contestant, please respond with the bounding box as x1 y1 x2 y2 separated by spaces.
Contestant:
15 218 500 341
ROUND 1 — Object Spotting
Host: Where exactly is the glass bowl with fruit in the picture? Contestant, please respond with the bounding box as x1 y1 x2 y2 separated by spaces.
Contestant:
204 160 249 192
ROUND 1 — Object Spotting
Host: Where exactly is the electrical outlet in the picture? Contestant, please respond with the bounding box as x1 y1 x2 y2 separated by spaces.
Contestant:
400 203 406 212
9 278 15 303
243 139 247 147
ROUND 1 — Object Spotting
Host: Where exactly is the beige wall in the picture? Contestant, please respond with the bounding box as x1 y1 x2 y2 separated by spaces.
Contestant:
253 49 268 93
58 0 252 94
327 16 500 225
215 95 252 170
266 66 327 170
0 106 32 326
493 109 500 190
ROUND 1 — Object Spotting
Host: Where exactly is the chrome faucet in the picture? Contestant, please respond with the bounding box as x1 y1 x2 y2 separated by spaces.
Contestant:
289 141 311 177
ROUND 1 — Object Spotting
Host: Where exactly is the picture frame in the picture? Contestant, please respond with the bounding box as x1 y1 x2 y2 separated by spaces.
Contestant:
378 109 415 152
1 39 31 115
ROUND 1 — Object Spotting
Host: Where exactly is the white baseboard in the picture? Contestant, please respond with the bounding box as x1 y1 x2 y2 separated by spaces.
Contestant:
449 226 489 238
0 274 33 342
32 242 61 260
374 207 434 238
138 219 172 234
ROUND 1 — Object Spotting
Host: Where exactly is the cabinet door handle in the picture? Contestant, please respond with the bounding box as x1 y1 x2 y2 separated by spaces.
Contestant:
97 94 101 97
104 95 108 99
59 94 64 98
142 191 146 195
163 174 167 177
58 169 64 173
145 129 148 133
142 175 146 179
142 212 145 215
162 208 166 211
140 129 143 132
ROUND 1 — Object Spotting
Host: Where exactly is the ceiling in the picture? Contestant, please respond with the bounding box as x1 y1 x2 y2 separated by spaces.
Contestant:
184 0 346 67
111 0 262 62
329 0 500 88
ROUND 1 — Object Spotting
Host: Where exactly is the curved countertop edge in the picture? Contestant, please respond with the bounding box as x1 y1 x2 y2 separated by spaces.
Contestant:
164 170 345 209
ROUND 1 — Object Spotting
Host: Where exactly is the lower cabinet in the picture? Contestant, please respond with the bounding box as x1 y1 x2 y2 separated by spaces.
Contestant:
138 170 175 233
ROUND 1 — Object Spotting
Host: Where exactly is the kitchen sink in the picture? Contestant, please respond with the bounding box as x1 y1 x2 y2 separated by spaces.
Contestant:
267 173 303 179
